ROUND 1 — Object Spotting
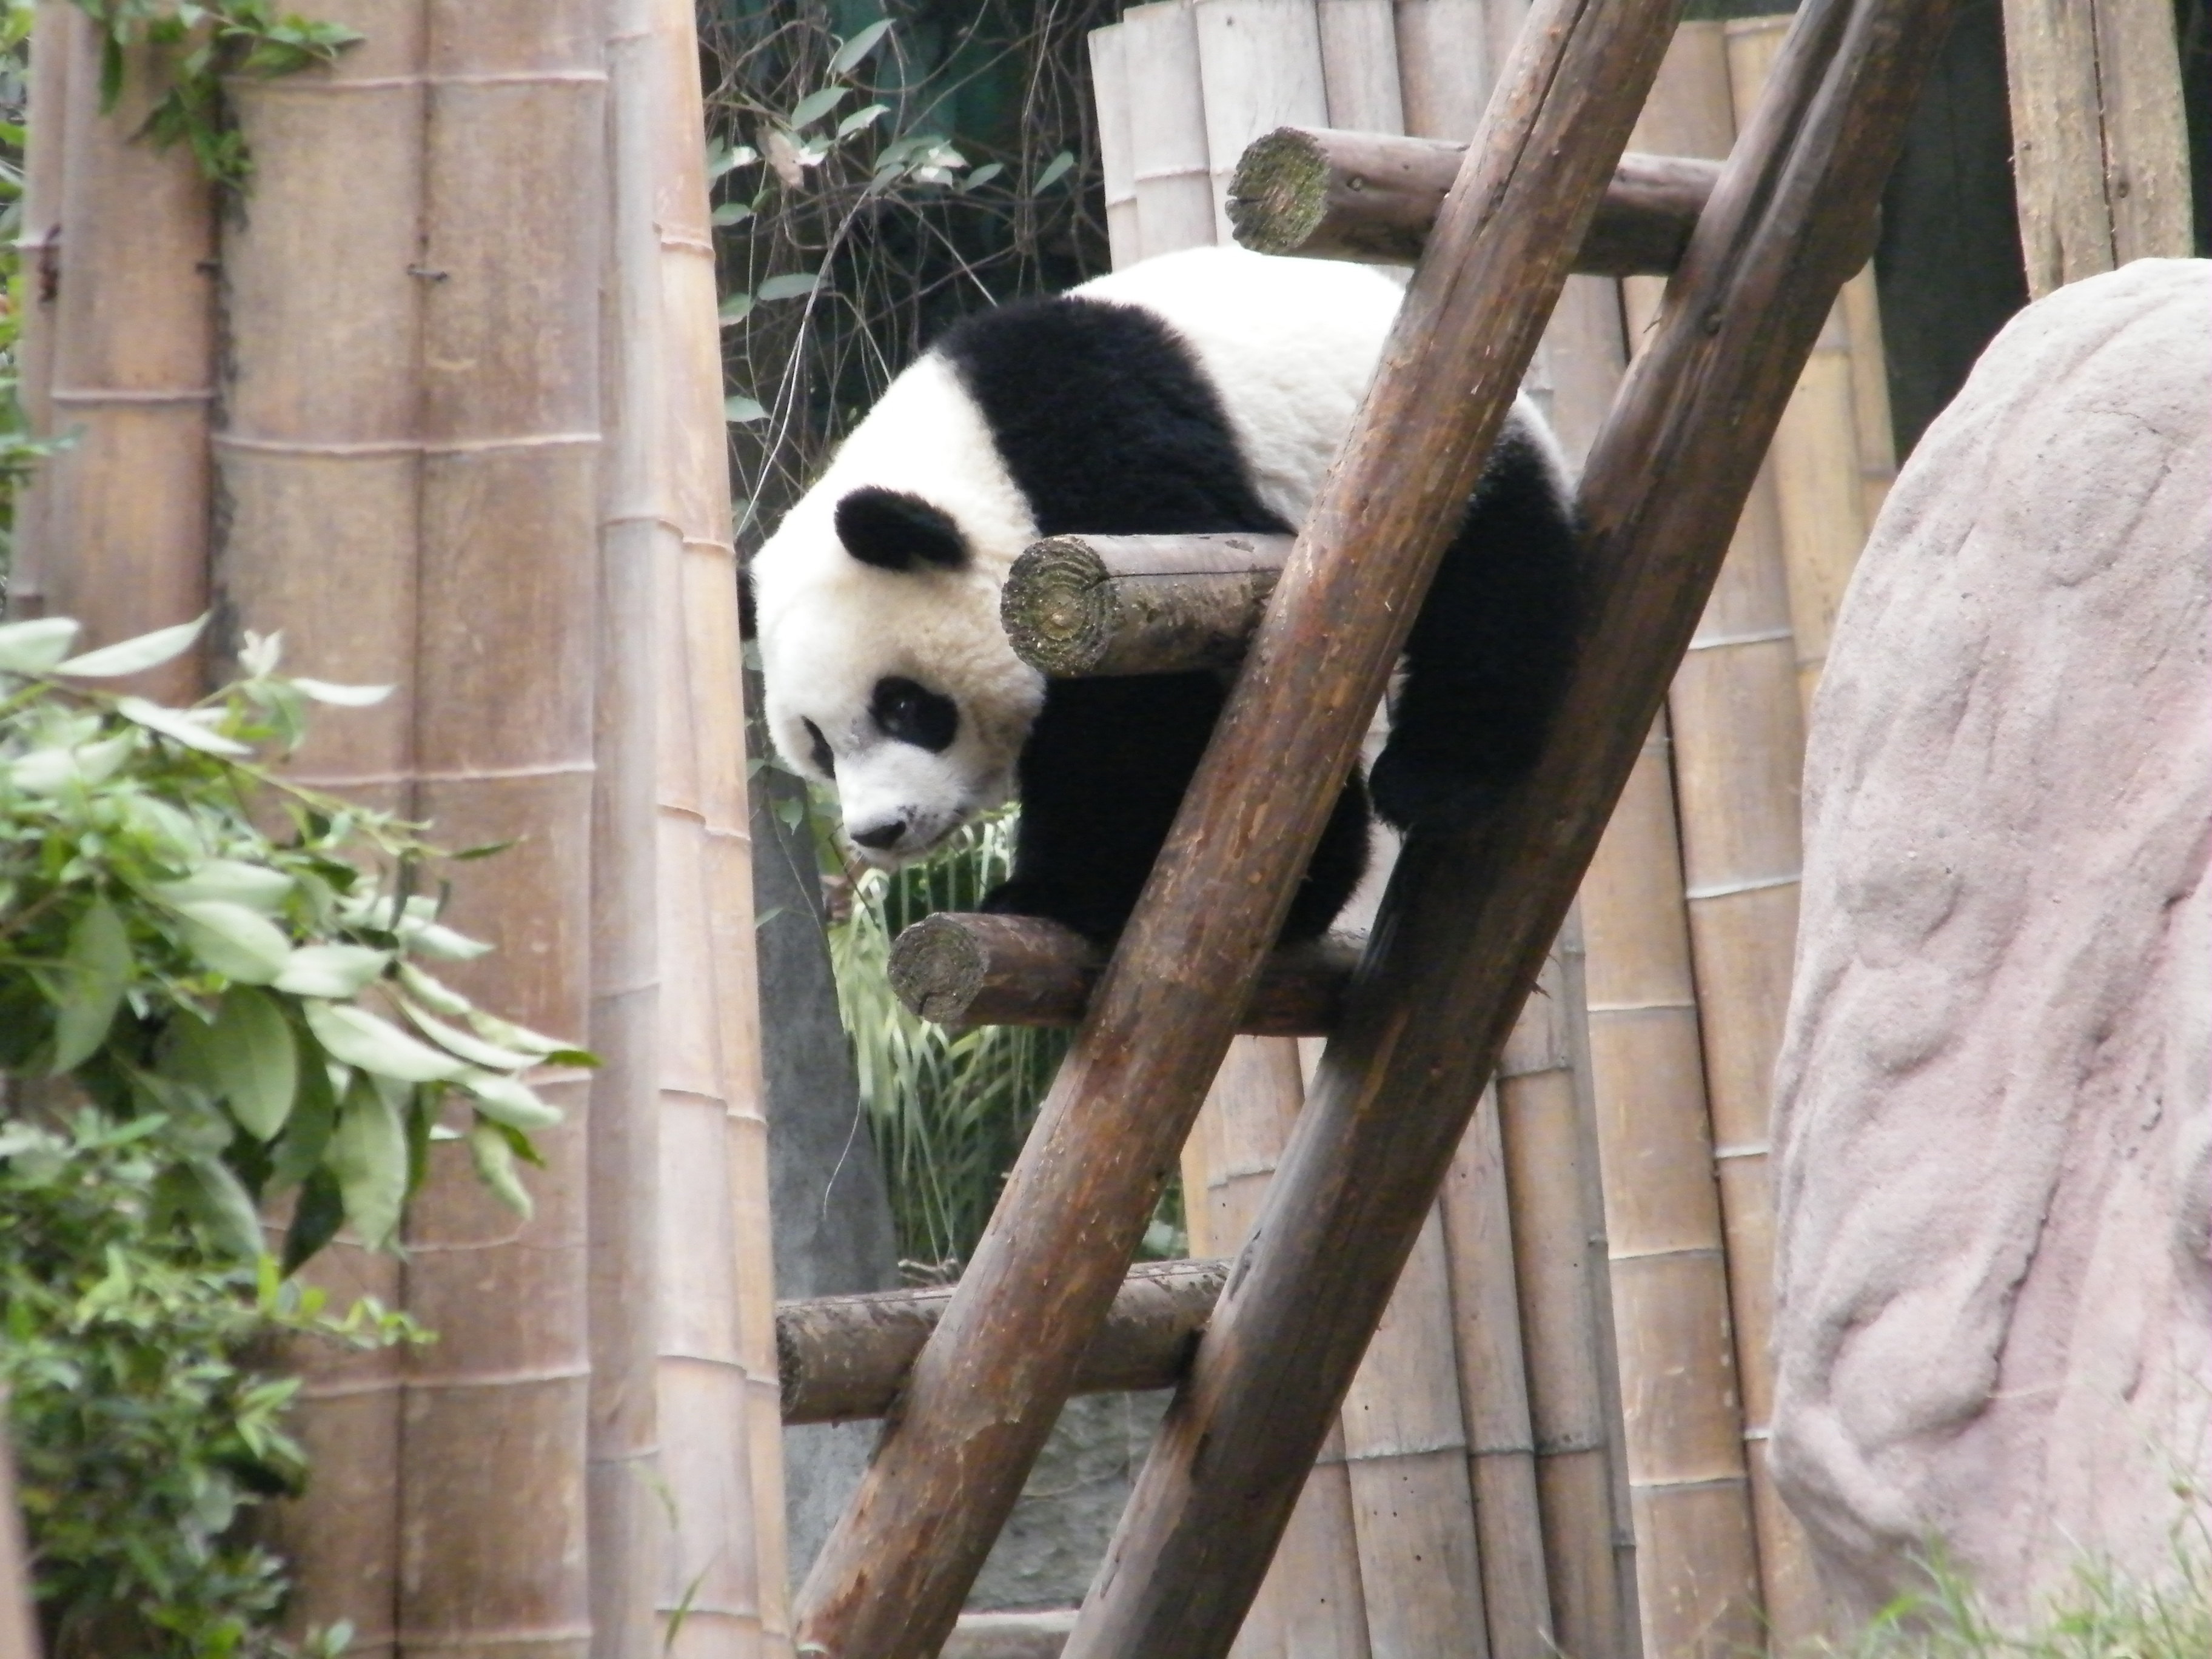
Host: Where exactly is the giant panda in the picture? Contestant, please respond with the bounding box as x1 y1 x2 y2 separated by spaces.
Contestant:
749 246 1580 945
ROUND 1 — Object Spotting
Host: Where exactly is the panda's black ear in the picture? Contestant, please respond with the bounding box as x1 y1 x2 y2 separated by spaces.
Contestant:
834 488 970 573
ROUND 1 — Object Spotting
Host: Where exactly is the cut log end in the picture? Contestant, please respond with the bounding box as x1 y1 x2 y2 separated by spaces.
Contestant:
1225 129 1335 258
1000 537 1116 676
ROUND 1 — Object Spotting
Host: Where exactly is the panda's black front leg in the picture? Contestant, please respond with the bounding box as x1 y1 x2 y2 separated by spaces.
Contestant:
984 673 1370 944
1368 418 1581 836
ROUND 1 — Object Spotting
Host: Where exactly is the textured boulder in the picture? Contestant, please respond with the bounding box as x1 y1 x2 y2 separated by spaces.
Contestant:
1771 259 2211 1623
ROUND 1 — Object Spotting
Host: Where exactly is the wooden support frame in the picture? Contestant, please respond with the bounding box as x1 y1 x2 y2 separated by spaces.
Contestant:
791 0 1684 1644
1067 0 1959 1646
1000 533 1293 677
778 1259 1230 1425
888 913 1355 1033
1229 127 1719 268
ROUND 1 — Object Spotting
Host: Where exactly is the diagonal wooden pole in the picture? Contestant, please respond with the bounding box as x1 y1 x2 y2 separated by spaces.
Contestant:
1065 0 1960 1649
789 0 1684 1648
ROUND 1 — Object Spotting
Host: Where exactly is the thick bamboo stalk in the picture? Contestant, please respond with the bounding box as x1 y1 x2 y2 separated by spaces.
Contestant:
1181 1039 1373 1659
1000 532 1292 677
592 2 673 1652
1316 0 1403 130
7 1 72 623
0 1403 36 1659
1393 0 1498 144
398 8 606 1654
649 0 789 1644
1438 1084 1557 1659
1838 270 1897 529
213 4 426 1646
1074 0 1960 1648
887 913 1356 1033
1089 24 1140 268
778 1259 1231 1425
1999 0 2193 295
1582 28 1765 1659
1122 1 1218 256
37 9 212 701
1193 0 1329 246
1228 129 1718 270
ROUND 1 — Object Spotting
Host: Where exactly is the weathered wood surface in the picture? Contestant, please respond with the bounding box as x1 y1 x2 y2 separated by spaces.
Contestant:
1230 125 1720 270
1067 0 1962 1650
1001 532 1293 676
2000 0 2193 296
779 1259 1232 1424
886 913 1356 1035
789 0 1678 1637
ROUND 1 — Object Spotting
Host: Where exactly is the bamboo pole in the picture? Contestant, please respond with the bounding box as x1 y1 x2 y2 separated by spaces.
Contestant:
1089 24 1140 269
1438 1084 1557 1659
397 7 606 1653
1316 0 1403 130
1581 27 1765 1659
1073 0 1960 1645
35 8 212 701
7 1 72 623
1999 0 2193 296
648 0 789 1644
1193 0 1330 246
1227 130 1717 270
887 913 1355 1034
213 3 426 1644
1122 2 1218 257
0 1404 37 1659
592 2 674 1652
1182 1039 1374 1659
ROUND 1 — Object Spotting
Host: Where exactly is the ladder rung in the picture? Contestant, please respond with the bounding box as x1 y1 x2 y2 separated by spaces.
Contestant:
779 1258 1230 1424
1001 534 1288 679
1228 127 1720 272
887 912 1355 1034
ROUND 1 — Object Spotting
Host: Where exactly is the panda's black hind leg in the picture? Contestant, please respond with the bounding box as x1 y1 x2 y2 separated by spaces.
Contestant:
1369 414 1580 836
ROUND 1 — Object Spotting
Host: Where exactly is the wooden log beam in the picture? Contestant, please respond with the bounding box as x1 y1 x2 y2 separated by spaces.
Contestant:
1228 126 1721 269
889 913 1355 1034
779 1259 1232 1425
1000 532 1293 677
1067 0 1960 1650
789 0 1685 1641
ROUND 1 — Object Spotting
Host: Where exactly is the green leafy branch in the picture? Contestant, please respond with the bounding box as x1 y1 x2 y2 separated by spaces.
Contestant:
68 0 362 187
0 613 583 1269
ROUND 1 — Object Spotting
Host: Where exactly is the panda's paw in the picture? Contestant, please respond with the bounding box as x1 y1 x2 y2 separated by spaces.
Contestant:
1367 743 1513 837
981 877 1123 945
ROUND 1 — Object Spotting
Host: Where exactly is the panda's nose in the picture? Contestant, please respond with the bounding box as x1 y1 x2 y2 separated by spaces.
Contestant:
850 817 907 851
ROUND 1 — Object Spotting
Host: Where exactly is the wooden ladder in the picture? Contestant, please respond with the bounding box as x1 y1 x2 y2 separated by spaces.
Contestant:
786 0 1956 1649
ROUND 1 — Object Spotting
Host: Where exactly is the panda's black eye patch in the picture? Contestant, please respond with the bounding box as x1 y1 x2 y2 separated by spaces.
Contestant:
802 719 836 778
835 487 968 573
871 676 958 752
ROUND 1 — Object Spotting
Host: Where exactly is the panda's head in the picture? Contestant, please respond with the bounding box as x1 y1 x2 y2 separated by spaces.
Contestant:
750 354 1044 866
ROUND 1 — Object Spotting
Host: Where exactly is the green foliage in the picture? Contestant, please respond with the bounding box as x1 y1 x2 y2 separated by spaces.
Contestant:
0 2 69 593
67 0 361 187
823 806 1184 1278
0 614 577 1264
1834 1539 2211 1659
0 1107 404 1658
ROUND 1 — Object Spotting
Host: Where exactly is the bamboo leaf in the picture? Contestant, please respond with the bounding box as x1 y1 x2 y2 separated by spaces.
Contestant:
1035 149 1076 190
303 1000 468 1084
458 1071 561 1132
756 270 820 302
467 1121 532 1219
836 102 888 139
0 616 81 673
718 290 755 327
273 943 390 999
828 18 893 75
788 85 850 128
725 395 768 424
186 1155 266 1259
282 1165 345 1272
49 896 132 1073
153 859 294 913
398 919 492 962
55 614 208 677
206 986 299 1141
397 998 536 1071
395 961 472 1017
290 676 393 706
116 697 254 756
330 1079 407 1249
174 900 293 984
